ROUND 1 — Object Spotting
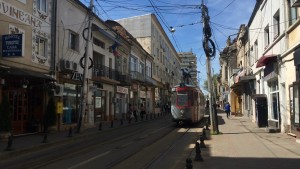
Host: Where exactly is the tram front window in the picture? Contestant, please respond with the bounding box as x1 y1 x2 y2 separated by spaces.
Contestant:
177 91 188 107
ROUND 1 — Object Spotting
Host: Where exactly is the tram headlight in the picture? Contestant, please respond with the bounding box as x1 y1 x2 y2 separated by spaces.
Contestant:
180 109 184 115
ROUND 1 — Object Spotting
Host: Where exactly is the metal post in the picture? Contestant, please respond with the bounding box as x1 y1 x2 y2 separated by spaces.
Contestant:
201 2 218 134
77 0 94 133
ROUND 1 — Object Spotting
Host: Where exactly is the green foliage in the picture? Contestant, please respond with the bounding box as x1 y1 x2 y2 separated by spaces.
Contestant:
0 95 12 132
44 96 56 129
203 73 219 92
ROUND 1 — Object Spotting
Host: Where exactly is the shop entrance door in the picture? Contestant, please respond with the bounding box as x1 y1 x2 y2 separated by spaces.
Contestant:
5 90 28 134
256 97 268 127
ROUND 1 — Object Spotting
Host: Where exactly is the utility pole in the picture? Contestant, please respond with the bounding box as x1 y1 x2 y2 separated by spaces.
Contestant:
201 2 219 134
77 0 94 133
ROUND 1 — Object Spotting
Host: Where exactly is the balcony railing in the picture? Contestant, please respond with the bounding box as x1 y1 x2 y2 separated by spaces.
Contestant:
93 64 117 81
145 75 157 86
116 72 132 85
130 71 144 82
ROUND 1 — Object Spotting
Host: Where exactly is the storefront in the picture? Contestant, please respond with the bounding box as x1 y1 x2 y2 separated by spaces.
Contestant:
290 48 300 142
0 67 55 134
115 86 129 119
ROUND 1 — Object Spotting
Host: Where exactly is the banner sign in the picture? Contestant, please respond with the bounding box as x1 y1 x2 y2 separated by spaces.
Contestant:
2 34 23 57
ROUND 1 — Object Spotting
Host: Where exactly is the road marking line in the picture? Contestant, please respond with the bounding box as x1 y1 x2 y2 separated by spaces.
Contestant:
67 151 111 169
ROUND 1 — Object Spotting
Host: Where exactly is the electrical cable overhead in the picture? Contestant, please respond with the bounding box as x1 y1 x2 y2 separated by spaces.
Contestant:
211 0 236 18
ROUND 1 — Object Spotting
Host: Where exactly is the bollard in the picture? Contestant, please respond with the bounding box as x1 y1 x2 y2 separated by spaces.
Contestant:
5 133 13 151
199 135 206 148
98 122 102 131
194 142 203 161
146 114 148 120
120 119 123 125
185 158 193 169
41 132 48 143
111 120 114 128
202 128 207 140
68 127 73 137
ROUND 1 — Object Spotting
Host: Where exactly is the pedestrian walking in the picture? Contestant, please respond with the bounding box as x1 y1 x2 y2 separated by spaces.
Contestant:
224 102 231 118
140 104 146 120
127 104 133 123
133 103 138 122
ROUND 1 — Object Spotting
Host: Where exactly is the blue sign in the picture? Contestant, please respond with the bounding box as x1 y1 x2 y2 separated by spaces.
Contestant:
2 34 23 57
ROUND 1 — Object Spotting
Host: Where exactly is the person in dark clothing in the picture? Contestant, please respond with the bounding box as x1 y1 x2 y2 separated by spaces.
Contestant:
224 102 231 118
140 104 146 120
133 104 138 122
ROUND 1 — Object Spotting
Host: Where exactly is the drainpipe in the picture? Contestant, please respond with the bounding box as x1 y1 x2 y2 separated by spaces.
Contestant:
51 0 57 77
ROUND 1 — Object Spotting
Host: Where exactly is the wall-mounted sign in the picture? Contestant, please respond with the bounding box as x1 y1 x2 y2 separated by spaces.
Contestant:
117 86 128 94
2 34 23 57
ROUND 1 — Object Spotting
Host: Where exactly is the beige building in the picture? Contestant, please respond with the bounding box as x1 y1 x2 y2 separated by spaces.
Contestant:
0 0 55 134
116 14 181 112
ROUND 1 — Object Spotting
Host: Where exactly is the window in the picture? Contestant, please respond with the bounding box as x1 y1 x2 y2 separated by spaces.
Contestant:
139 62 145 75
177 91 188 107
130 56 138 71
264 25 270 48
288 0 298 26
36 36 47 57
69 31 78 51
37 0 47 13
254 40 258 61
93 38 105 49
273 10 280 39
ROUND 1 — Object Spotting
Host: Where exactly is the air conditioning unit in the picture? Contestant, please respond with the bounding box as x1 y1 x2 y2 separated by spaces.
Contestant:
73 62 78 71
60 59 73 71
53 84 64 96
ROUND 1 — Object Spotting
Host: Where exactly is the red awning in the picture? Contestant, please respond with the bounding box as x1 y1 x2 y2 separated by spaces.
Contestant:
256 55 277 68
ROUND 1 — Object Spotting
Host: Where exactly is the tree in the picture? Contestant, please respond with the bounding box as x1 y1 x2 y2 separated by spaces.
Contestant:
203 73 219 92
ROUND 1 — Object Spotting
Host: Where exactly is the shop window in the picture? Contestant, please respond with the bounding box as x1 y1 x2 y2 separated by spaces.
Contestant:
269 80 280 120
63 85 79 124
293 82 300 125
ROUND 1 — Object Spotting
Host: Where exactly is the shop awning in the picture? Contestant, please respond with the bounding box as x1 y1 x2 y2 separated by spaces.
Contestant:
239 75 256 82
256 54 278 68
1 67 55 82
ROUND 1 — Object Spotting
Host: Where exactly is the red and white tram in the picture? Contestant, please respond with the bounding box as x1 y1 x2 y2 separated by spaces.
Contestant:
171 83 206 125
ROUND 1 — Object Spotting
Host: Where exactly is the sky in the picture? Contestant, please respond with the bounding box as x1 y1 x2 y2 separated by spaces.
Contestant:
80 0 256 92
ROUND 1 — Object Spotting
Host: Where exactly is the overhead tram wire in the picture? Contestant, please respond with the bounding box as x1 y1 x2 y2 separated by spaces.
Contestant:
211 0 236 18
148 0 183 53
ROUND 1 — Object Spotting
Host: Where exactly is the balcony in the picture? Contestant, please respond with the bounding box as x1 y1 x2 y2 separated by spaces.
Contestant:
130 71 144 82
145 75 157 86
92 64 119 84
116 72 132 86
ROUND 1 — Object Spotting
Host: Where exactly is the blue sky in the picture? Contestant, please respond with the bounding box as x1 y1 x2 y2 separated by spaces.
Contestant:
80 0 256 91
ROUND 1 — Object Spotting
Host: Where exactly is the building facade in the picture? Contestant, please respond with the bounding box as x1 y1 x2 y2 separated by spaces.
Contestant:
115 14 181 113
0 0 55 134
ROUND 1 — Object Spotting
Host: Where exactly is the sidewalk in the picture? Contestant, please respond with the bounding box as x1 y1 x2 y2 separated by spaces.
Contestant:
192 112 300 169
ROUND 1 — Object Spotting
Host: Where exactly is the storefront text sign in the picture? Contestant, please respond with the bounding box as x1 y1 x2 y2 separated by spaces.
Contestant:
117 86 128 94
72 72 83 81
2 34 22 57
57 102 63 114
0 0 42 28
